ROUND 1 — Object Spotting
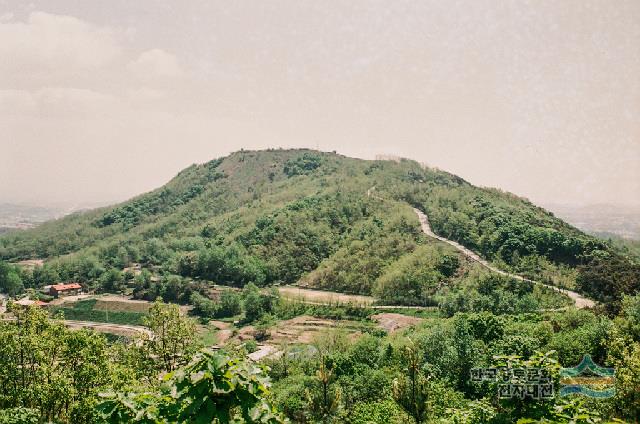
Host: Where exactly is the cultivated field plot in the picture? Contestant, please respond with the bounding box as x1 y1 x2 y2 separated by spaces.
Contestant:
278 286 375 306
92 295 153 313
268 315 366 344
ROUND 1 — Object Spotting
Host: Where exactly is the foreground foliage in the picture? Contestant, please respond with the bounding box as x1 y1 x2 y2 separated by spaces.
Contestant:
96 350 285 423
0 294 639 422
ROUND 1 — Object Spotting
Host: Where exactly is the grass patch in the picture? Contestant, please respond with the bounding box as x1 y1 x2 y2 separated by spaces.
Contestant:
51 299 146 326
198 326 222 346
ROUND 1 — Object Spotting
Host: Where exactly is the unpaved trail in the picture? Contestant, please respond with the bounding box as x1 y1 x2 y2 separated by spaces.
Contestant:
412 207 595 309
367 186 594 309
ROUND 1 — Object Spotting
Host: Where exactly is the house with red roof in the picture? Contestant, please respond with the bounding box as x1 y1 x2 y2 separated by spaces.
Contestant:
50 283 82 298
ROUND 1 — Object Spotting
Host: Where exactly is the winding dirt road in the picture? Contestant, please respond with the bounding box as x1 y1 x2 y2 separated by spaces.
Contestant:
412 207 595 309
367 185 594 309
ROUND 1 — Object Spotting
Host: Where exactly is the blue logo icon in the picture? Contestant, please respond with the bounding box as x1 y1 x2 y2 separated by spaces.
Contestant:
559 355 615 398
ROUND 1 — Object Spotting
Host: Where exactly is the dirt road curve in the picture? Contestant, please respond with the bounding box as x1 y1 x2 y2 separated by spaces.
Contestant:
412 207 595 309
367 186 594 308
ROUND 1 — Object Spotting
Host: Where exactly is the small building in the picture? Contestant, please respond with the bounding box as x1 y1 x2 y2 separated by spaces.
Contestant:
50 283 82 298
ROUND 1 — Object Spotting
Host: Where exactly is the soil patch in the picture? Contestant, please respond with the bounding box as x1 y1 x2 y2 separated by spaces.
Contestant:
370 313 423 333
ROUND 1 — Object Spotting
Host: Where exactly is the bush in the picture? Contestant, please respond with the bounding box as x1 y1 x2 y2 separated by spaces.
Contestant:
217 289 242 317
345 399 408 424
283 153 323 177
242 284 279 323
190 292 217 318
0 408 39 424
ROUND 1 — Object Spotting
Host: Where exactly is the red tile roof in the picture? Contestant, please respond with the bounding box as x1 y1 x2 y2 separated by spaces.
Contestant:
52 283 82 291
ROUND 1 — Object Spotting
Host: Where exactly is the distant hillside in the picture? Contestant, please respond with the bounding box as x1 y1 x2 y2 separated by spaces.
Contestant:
545 203 640 240
0 203 64 232
1 149 637 312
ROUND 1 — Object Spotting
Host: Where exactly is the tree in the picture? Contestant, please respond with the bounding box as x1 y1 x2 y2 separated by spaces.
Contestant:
190 291 217 318
373 245 447 306
490 351 561 421
95 350 286 423
132 269 156 300
30 264 60 287
0 305 111 423
283 153 323 177
0 408 39 424
306 354 342 423
608 327 640 420
242 283 278 323
619 294 640 341
99 268 124 293
217 289 242 317
393 340 431 424
452 315 477 393
0 261 23 296
159 274 183 303
577 255 640 315
142 301 199 372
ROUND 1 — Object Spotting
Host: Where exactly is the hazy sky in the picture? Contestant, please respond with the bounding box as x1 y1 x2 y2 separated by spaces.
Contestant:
1 0 639 208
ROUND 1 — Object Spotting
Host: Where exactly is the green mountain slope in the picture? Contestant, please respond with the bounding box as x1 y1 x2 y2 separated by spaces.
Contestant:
1 149 637 312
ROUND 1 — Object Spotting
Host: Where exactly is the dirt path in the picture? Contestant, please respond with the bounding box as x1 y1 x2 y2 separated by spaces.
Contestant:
412 207 595 309
367 186 594 309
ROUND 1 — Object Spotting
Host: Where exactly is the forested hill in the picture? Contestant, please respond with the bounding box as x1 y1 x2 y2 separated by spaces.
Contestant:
1 149 638 312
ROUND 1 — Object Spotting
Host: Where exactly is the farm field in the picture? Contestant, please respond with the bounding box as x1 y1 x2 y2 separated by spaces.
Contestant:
278 286 375 306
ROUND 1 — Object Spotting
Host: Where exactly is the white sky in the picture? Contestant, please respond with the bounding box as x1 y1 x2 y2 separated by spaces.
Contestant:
0 0 639 208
